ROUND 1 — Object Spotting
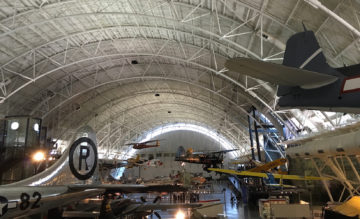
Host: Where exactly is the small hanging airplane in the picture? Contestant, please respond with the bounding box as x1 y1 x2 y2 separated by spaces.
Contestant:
208 168 331 181
99 155 143 169
124 155 163 169
225 29 360 113
122 154 145 168
174 146 238 170
100 155 163 169
126 139 162 150
209 157 331 189
231 157 287 173
209 158 331 181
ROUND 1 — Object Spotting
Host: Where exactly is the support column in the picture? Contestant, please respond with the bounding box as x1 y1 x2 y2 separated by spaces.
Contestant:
247 115 255 160
311 158 334 202
345 156 360 183
252 108 261 162
328 157 354 194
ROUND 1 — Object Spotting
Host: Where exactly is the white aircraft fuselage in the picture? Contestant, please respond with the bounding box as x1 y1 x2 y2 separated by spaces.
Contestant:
285 122 360 158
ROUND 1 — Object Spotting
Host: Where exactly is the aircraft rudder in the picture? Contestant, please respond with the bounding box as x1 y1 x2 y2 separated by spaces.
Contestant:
68 136 99 182
175 146 186 158
283 31 337 76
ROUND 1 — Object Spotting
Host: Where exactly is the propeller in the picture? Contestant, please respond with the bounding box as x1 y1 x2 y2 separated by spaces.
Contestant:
153 195 161 203
151 196 162 219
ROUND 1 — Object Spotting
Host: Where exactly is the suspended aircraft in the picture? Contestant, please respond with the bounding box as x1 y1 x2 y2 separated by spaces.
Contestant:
123 155 163 169
100 155 163 169
0 127 185 219
174 146 238 170
121 154 146 168
126 139 162 150
232 157 287 172
209 158 331 189
225 30 360 113
230 158 298 188
208 167 330 181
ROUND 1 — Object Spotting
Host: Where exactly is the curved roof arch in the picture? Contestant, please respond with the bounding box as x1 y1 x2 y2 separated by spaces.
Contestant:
48 80 255 151
1 0 360 158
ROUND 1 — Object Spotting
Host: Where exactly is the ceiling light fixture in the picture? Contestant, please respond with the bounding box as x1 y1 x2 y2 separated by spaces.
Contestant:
10 121 19 130
34 123 39 132
32 151 45 162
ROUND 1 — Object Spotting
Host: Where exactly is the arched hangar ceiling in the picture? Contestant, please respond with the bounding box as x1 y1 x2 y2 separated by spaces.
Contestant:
1 0 360 157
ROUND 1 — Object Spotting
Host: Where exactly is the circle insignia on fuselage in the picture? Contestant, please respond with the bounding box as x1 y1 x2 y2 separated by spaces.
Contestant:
69 137 98 180
0 196 8 217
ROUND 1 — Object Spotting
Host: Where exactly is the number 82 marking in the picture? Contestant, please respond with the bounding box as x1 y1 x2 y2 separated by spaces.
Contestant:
19 192 41 210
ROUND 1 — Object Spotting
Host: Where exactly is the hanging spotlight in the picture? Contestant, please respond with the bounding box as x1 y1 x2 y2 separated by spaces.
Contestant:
33 123 39 132
32 151 45 162
10 121 19 130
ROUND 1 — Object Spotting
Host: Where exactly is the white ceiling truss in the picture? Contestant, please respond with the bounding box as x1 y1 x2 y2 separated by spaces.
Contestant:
1 0 360 157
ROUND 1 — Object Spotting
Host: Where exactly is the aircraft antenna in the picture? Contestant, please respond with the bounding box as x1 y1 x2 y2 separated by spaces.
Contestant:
302 21 307 31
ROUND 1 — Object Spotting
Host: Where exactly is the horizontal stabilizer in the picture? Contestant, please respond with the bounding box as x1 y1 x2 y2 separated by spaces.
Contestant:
225 58 338 89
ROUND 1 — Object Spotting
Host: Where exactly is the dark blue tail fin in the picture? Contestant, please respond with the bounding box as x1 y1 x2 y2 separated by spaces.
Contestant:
278 31 339 95
283 31 332 73
176 146 186 158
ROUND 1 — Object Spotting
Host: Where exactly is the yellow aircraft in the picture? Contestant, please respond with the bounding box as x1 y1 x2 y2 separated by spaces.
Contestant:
247 158 287 173
208 168 331 181
99 155 143 169
231 157 288 174
217 158 330 188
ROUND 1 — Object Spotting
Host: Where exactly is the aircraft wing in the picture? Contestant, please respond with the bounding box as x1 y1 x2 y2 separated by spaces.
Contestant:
126 139 161 145
247 158 287 172
208 168 331 181
0 186 105 219
192 152 205 155
208 149 238 154
142 140 159 144
69 184 187 193
225 57 338 89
